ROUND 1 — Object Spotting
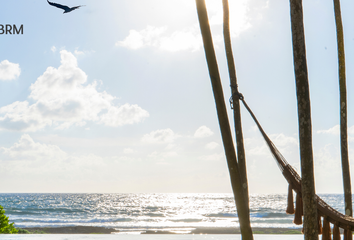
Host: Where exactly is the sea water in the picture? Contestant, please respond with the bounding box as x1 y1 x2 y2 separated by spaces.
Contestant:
0 193 346 234
0 234 306 240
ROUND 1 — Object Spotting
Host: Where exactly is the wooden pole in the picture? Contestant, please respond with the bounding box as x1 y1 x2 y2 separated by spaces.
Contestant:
222 0 250 210
288 0 318 239
195 0 253 239
333 0 352 220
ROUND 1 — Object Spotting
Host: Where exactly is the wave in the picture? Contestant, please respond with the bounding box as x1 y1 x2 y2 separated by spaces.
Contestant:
146 213 165 217
13 217 134 224
250 212 288 219
205 212 289 219
204 213 238 218
170 219 202 223
1 193 346 230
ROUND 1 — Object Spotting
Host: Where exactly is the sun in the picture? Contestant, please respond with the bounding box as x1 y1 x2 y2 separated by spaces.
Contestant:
206 0 251 37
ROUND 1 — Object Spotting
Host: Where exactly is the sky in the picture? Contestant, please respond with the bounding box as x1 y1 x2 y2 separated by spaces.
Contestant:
0 0 353 194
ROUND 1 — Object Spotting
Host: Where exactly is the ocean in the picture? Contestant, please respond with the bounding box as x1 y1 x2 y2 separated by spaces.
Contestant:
0 234 307 240
0 193 346 234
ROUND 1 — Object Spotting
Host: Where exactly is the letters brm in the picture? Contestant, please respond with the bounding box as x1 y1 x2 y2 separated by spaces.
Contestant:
0 24 23 34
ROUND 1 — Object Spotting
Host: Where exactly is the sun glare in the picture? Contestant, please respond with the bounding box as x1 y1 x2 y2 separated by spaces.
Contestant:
206 0 251 37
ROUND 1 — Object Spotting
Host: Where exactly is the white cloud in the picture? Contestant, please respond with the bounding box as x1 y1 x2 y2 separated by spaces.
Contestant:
123 148 134 154
314 144 340 168
317 125 354 142
270 133 298 147
205 141 219 150
117 25 202 52
0 50 149 132
250 124 259 132
74 49 84 55
198 152 224 161
142 128 177 144
0 101 51 131
159 27 202 52
0 60 21 81
1 134 66 161
244 133 298 164
51 46 57 53
246 143 269 156
99 104 149 127
116 0 252 52
194 126 213 138
0 134 106 184
148 150 178 162
317 125 340 135
349 126 354 142
165 143 177 150
117 26 167 50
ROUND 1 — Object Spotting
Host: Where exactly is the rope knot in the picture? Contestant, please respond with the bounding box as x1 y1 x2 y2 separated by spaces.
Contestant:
229 84 244 109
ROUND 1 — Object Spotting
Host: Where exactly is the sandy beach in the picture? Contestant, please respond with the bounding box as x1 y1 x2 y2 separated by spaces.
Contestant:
22 226 302 234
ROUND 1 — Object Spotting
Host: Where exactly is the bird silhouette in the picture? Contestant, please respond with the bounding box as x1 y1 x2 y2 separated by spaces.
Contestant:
47 0 84 13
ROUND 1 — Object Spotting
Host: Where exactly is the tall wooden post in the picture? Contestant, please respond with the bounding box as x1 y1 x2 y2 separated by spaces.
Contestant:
333 0 352 224
289 0 318 239
222 0 250 210
196 0 253 239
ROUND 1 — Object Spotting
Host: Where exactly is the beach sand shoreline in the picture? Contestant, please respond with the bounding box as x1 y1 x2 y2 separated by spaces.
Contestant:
22 226 302 234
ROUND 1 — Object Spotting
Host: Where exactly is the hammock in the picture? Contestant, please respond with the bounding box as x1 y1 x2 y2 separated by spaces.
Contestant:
235 93 354 239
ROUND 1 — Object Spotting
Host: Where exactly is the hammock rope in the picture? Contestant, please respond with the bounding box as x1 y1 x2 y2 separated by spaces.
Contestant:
233 90 354 237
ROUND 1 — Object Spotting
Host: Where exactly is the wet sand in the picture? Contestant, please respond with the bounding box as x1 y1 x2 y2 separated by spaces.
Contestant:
22 226 302 234
22 226 120 234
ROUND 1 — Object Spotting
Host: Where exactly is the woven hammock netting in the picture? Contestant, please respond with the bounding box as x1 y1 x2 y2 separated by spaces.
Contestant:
236 94 354 239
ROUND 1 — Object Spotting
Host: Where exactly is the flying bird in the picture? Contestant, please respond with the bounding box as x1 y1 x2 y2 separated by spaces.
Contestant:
47 0 84 14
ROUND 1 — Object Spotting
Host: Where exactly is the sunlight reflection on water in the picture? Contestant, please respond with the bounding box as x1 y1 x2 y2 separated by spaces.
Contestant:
0 234 305 240
0 193 345 232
